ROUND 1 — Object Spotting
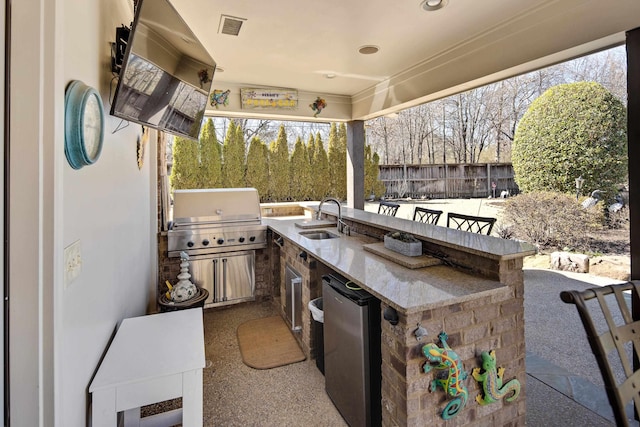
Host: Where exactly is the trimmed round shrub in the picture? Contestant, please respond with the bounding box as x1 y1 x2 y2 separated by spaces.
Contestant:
512 82 627 198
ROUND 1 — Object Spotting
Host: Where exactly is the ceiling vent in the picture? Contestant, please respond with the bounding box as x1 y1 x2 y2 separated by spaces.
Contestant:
218 15 246 36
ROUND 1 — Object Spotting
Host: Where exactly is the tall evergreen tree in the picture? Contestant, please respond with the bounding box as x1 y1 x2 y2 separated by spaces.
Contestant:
290 136 312 201
233 124 247 187
364 145 387 198
269 125 291 201
199 118 222 188
221 121 236 188
169 136 200 191
222 121 246 188
246 136 270 200
328 122 347 200
312 132 331 199
306 133 316 165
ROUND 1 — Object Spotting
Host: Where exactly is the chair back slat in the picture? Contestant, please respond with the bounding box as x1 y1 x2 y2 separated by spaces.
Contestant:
378 201 400 217
561 281 640 427
413 207 443 225
446 212 496 235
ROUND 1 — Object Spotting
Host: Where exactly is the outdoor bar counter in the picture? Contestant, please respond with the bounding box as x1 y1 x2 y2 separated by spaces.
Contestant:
265 204 536 426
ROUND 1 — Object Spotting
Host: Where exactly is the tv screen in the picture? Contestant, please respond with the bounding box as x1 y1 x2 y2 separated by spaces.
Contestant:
110 0 215 140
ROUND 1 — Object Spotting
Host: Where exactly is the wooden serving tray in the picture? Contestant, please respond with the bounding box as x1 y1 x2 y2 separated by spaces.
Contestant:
363 242 442 269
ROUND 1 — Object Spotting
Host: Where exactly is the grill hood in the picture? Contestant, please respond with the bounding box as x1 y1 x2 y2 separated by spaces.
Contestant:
172 188 262 227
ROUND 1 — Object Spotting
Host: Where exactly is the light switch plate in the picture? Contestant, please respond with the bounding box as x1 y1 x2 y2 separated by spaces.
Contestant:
64 240 82 288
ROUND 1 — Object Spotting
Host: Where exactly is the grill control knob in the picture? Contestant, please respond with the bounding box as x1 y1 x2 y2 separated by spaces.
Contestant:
202 239 210 246
217 238 225 245
187 241 195 248
239 237 245 243
249 236 256 242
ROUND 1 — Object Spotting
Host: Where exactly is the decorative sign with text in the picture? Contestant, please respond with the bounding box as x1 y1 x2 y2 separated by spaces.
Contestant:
240 87 298 110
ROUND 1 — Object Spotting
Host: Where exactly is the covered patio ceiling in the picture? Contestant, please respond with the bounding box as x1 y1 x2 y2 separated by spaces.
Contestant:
170 0 640 122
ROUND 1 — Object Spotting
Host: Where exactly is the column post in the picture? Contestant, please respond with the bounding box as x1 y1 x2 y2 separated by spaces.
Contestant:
347 121 365 209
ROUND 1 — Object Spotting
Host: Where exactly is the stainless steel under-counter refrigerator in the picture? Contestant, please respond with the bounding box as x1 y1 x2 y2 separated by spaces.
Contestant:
323 274 382 427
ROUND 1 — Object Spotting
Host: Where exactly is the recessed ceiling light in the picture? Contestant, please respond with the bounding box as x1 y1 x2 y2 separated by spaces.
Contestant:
325 73 336 79
421 0 448 11
216 67 224 73
358 45 379 55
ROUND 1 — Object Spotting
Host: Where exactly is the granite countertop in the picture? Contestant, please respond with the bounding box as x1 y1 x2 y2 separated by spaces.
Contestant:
264 217 510 314
301 204 537 261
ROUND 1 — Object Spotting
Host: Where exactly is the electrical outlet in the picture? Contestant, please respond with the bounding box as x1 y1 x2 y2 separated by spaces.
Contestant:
64 240 82 288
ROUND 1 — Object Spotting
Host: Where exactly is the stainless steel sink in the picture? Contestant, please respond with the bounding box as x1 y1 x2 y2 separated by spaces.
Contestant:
299 230 340 240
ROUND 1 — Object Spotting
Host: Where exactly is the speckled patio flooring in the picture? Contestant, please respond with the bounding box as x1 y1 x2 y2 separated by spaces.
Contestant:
144 286 618 426
201 300 347 427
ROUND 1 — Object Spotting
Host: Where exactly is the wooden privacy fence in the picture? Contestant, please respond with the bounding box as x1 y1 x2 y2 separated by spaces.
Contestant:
378 163 518 199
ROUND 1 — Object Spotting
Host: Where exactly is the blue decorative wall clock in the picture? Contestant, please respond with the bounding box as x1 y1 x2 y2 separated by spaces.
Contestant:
64 80 105 169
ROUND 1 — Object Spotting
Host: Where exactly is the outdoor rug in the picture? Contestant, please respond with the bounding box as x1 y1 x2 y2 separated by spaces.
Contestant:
237 316 305 369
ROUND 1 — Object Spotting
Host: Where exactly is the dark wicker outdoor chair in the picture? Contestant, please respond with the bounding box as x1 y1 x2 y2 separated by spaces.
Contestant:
412 207 443 225
561 281 640 427
446 212 496 235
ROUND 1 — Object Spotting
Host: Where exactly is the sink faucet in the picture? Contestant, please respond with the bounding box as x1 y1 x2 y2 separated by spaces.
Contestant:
316 197 350 235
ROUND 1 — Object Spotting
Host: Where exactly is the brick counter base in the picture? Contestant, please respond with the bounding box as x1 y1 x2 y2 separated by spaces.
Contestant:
381 284 525 426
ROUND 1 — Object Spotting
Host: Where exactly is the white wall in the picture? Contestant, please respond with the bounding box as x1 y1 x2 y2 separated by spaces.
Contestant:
10 0 156 425
59 0 157 424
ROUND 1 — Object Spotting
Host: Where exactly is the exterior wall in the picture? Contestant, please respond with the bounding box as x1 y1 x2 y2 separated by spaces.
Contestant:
57 0 157 426
19 0 157 425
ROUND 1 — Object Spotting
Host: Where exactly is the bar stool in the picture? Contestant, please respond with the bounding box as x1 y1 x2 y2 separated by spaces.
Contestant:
413 207 443 225
378 201 400 216
446 212 496 235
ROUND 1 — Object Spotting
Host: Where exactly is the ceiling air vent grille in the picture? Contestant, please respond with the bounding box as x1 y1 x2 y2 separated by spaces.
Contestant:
219 15 246 36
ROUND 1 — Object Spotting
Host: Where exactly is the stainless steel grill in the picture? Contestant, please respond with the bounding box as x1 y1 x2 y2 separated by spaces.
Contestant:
168 188 267 257
167 188 267 308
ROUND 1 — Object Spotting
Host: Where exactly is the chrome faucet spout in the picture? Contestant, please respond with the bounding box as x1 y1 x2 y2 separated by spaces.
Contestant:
317 197 349 235
317 197 341 220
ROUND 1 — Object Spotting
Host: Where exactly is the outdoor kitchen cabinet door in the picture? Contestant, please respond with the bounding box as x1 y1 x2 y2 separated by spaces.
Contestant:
212 251 255 304
189 251 255 307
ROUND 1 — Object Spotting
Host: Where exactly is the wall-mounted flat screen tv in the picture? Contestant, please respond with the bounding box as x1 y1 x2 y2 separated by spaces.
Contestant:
110 0 215 141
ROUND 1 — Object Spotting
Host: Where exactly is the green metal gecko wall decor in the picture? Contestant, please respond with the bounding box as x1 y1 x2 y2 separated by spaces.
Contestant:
422 331 469 420
471 350 521 405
